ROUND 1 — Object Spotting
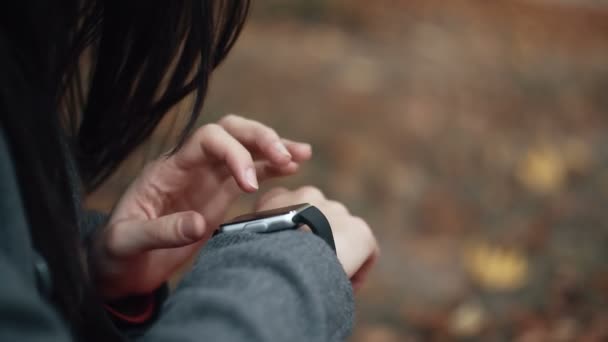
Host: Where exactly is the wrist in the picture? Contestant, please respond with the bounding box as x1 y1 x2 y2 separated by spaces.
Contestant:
216 203 335 252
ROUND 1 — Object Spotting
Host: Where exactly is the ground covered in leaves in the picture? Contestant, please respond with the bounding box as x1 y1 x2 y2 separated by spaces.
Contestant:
90 1 608 340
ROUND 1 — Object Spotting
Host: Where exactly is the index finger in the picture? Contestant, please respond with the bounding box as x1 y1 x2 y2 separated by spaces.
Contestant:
172 123 259 192
218 114 294 166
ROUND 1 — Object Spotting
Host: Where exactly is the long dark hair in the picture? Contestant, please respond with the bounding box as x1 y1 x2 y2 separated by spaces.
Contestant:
0 0 249 340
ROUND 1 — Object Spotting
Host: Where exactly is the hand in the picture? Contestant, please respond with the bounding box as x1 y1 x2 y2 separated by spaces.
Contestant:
92 115 312 299
255 186 379 291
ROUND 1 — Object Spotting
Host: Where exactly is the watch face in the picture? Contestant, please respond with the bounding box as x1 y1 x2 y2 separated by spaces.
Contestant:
222 203 308 225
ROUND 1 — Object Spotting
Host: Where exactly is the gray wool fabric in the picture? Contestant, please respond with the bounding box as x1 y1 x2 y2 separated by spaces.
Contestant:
143 232 354 342
0 129 355 342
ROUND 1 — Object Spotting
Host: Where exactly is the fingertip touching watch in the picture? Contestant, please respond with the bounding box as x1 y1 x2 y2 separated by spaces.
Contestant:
215 203 335 252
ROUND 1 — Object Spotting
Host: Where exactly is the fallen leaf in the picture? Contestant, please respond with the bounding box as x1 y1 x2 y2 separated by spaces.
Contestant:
449 301 486 338
464 240 529 291
516 144 566 195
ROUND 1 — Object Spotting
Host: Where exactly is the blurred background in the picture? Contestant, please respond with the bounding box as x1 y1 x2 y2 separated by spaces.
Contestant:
89 0 608 340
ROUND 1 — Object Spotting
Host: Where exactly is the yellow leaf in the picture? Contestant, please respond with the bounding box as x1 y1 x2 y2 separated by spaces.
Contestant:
516 145 566 195
449 302 485 337
464 240 528 291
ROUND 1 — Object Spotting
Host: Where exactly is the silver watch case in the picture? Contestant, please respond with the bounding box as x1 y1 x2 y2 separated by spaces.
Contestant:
218 203 312 234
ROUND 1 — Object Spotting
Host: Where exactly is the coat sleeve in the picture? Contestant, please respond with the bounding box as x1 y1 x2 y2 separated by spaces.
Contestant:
139 231 355 342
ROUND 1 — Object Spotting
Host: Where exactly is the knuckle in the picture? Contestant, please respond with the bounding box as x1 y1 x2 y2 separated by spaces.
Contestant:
257 126 280 145
228 148 253 165
357 219 376 249
263 129 279 141
263 127 279 139
173 217 187 237
198 123 223 137
150 223 169 242
353 216 371 233
183 210 200 223
297 186 323 198
351 216 365 225
271 186 289 194
218 113 239 126
328 200 348 213
262 187 288 201
352 216 372 235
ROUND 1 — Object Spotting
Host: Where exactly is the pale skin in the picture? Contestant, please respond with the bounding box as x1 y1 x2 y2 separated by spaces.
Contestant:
92 114 378 299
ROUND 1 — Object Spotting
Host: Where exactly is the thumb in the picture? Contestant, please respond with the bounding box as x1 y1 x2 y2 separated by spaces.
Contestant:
109 211 206 256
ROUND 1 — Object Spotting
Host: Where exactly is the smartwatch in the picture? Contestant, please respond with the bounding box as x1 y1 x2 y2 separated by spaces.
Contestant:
216 203 335 252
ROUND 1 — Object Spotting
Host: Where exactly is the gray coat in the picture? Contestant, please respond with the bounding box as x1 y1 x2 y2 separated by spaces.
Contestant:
0 130 354 341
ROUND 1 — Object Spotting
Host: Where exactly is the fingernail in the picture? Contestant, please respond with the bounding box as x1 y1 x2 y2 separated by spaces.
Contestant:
245 167 258 189
302 143 312 152
274 142 291 158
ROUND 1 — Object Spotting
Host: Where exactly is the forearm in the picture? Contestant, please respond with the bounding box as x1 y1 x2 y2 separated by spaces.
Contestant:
141 231 354 342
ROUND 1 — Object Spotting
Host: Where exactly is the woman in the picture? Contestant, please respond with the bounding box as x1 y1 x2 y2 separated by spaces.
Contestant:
0 1 378 341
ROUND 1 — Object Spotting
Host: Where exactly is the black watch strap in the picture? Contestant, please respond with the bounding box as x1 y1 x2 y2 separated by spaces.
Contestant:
293 206 336 253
